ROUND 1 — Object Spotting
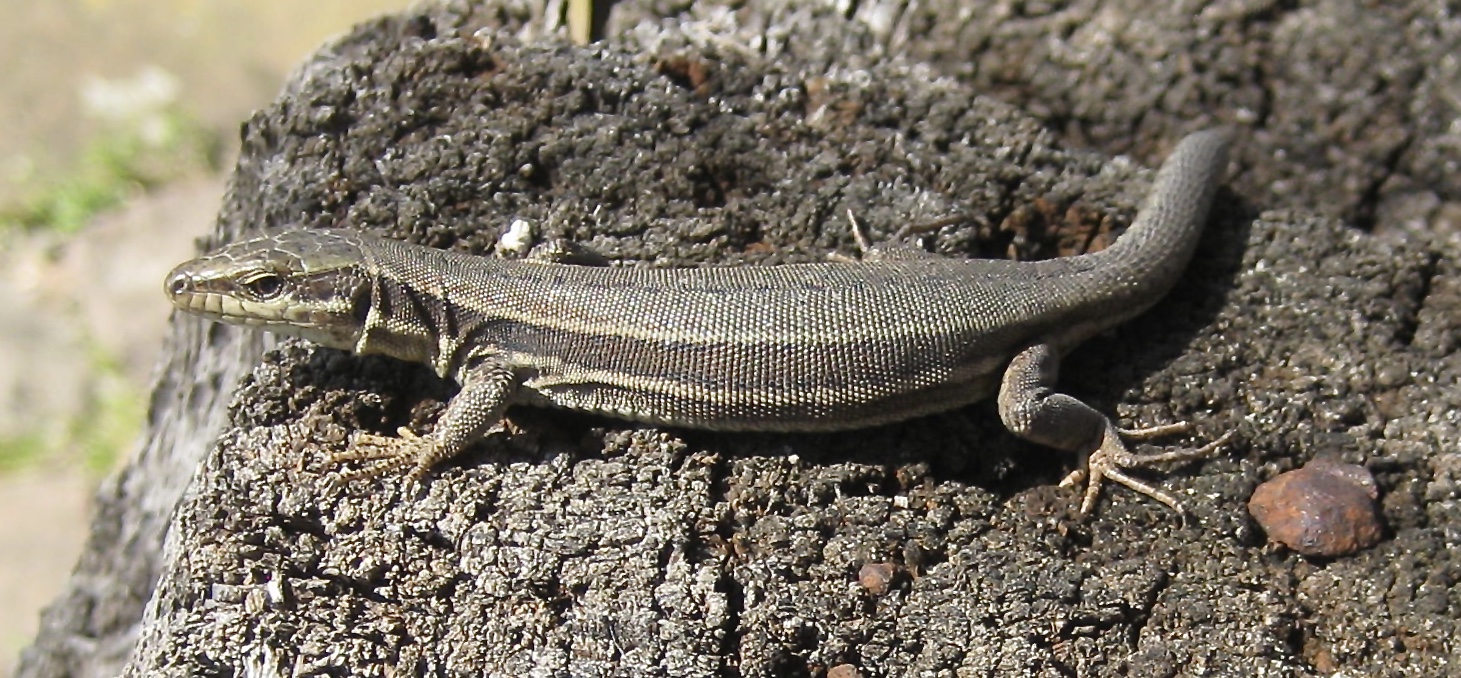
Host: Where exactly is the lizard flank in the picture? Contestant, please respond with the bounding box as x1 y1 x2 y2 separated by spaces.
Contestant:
165 129 1233 516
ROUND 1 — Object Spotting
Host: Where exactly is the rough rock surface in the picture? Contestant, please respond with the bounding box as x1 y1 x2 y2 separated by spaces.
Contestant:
19 1 1461 677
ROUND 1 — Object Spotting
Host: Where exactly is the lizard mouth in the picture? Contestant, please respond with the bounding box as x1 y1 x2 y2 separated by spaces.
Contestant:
164 267 272 321
164 266 361 348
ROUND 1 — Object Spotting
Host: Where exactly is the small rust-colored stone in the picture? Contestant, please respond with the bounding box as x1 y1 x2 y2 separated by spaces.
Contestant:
1248 458 1384 557
858 562 898 595
827 663 864 678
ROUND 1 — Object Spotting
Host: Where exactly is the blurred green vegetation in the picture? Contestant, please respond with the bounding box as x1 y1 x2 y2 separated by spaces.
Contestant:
0 338 147 476
71 342 148 475
1 104 220 235
0 67 218 475
0 433 47 476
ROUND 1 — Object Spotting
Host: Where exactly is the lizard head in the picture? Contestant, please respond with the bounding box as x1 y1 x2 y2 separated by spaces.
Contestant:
164 230 372 350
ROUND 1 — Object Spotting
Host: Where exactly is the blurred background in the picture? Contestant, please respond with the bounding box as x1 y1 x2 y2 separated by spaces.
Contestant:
0 1 404 672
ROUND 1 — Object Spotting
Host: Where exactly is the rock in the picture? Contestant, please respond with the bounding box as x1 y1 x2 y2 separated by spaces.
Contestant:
1248 458 1385 557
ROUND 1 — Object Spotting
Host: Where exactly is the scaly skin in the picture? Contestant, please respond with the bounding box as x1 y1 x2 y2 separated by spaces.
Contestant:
166 129 1233 516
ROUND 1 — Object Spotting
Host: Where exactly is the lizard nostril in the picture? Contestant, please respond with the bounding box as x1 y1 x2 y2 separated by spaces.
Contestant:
165 271 189 297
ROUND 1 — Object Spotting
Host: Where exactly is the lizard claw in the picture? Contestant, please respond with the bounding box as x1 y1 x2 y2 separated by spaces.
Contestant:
326 420 513 485
1115 421 1192 440
327 427 439 484
1061 427 1235 518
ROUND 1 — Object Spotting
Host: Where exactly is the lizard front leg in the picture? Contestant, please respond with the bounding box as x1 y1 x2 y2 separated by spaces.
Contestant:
997 343 1230 517
331 353 518 482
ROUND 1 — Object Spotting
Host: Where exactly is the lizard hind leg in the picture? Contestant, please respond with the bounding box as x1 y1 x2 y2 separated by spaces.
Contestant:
998 343 1231 517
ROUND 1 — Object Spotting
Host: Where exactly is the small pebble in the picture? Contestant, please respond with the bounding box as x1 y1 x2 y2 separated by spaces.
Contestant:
1248 458 1384 557
497 218 535 254
827 664 864 678
858 562 898 595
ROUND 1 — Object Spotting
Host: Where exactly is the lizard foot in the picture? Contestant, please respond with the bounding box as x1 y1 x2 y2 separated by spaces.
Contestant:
1060 427 1235 518
327 427 439 484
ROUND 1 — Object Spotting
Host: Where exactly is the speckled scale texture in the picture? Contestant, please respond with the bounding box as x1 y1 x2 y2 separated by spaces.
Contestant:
95 2 1461 678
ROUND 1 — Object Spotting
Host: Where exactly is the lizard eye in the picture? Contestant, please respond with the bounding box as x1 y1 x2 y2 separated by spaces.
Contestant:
243 273 284 300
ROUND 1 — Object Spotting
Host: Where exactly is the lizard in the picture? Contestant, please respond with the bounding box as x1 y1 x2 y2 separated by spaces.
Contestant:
164 128 1233 516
